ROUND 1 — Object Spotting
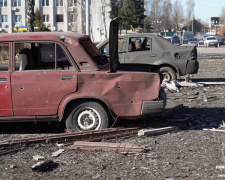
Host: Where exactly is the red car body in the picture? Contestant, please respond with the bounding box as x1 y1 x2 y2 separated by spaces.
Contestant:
0 32 166 131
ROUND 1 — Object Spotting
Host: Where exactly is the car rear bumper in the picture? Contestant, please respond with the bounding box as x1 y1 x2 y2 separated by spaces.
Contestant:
141 89 166 114
186 59 199 74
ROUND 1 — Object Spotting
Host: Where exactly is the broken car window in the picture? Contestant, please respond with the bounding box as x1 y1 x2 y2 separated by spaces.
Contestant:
80 38 108 69
100 38 125 53
0 43 9 71
129 37 151 52
15 43 75 71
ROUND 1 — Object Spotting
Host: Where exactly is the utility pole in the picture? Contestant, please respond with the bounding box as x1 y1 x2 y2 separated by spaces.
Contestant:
86 0 90 36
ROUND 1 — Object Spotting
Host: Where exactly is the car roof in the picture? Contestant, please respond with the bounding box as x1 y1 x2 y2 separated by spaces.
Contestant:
119 33 159 37
0 32 85 43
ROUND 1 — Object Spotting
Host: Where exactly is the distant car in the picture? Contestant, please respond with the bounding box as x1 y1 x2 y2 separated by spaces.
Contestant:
97 33 199 82
188 38 198 46
164 36 172 42
204 36 219 47
218 37 225 46
202 34 210 41
182 31 194 44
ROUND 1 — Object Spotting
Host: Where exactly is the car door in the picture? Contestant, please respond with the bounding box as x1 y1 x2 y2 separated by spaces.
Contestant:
0 43 13 116
125 36 162 64
11 42 78 116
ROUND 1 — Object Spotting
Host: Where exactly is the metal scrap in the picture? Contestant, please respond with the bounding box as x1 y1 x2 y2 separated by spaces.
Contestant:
138 126 178 136
0 127 139 148
162 81 180 92
52 149 65 157
176 81 225 87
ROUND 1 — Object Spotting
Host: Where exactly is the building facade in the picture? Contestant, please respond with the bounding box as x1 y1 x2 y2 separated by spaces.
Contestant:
0 0 112 42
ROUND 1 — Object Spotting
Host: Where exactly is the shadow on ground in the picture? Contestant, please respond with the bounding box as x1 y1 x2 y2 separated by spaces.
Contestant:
0 107 224 135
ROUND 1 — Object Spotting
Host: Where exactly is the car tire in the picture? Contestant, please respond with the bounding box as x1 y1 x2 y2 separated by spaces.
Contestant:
66 101 110 132
160 67 177 82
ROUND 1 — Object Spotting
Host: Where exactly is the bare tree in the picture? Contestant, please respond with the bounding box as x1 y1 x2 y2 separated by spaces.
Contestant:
172 0 184 32
220 6 225 25
149 0 163 32
144 0 151 17
26 0 35 32
186 0 195 30
161 0 172 31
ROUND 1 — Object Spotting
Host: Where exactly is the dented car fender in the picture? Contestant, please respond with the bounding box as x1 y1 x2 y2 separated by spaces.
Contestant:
58 71 161 119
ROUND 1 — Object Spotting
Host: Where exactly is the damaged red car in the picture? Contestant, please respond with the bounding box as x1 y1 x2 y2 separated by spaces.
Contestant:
0 21 166 131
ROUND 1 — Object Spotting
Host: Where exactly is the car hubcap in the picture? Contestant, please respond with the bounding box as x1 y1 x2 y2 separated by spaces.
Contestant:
77 108 101 130
162 72 171 82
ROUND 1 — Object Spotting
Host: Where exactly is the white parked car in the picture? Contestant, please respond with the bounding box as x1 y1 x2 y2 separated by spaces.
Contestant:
204 36 219 47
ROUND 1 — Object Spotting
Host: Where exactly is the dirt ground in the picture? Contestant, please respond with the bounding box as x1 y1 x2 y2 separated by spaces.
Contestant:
0 46 225 180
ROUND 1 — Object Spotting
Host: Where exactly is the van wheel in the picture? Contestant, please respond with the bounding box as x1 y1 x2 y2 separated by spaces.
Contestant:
160 67 177 82
66 101 110 132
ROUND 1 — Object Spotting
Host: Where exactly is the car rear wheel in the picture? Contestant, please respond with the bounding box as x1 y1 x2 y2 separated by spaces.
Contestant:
160 67 177 82
66 101 110 132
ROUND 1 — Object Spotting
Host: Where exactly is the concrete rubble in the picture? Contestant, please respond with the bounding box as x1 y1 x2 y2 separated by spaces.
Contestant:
52 149 65 157
33 155 45 161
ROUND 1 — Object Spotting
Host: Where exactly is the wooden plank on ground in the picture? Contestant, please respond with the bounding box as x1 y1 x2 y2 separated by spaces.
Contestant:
66 141 143 153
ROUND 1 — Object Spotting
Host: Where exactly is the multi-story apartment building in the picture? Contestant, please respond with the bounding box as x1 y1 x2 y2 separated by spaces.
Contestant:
0 0 84 33
0 0 111 42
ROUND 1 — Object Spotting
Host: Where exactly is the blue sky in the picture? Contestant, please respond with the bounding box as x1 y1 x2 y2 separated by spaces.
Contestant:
171 0 225 23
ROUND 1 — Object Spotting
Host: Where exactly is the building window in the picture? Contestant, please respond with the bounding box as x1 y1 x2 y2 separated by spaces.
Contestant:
68 0 77 6
13 0 21 7
42 15 49 22
14 15 22 23
1 15 8 23
56 0 63 6
56 15 63 22
0 0 7 7
42 0 49 6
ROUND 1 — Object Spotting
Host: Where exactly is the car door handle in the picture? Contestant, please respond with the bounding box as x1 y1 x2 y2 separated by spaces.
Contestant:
0 77 7 82
151 55 157 57
61 76 73 81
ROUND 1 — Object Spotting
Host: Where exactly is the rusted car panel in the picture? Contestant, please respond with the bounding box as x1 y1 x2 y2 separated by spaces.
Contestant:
0 72 13 116
11 71 78 116
97 33 199 81
0 30 166 131
58 71 164 119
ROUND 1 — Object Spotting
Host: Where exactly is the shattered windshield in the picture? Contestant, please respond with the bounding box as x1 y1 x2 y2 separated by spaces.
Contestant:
80 38 109 70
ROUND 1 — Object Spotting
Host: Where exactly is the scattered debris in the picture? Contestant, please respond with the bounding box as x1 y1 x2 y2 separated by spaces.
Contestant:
66 141 143 153
162 81 180 92
176 81 200 87
10 165 16 169
203 128 225 132
138 126 178 136
52 149 65 157
32 160 54 171
56 143 64 148
176 81 225 87
0 127 139 148
33 155 45 161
